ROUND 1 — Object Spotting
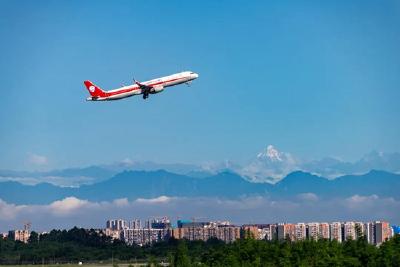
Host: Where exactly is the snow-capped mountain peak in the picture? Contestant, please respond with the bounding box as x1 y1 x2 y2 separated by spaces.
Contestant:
257 145 283 161
240 145 300 183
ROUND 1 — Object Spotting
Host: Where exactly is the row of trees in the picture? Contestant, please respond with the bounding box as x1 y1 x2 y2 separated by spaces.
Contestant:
0 227 399 266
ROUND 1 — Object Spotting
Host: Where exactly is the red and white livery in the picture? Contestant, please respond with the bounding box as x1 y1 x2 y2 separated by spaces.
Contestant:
84 71 199 101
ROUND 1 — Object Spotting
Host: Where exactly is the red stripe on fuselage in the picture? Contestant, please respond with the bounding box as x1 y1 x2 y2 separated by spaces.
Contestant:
105 77 186 97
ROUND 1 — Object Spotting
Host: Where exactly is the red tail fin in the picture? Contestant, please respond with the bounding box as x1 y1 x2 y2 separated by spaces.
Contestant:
84 80 107 97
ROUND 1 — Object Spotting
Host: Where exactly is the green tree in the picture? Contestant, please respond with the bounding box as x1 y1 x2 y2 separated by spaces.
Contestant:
0 227 399 266
28 231 39 244
173 240 191 267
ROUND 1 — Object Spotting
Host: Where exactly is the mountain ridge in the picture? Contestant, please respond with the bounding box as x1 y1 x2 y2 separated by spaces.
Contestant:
2 148 400 186
0 169 398 205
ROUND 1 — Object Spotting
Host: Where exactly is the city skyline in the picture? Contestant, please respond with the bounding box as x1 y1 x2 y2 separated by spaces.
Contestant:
4 218 396 247
2 218 398 265
1 194 399 233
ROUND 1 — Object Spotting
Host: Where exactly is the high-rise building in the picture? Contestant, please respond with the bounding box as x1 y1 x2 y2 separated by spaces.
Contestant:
260 225 273 241
144 220 152 229
173 221 240 243
276 224 285 240
122 228 171 246
307 223 320 240
295 223 306 241
129 219 141 229
277 223 296 241
151 218 171 229
354 222 365 239
216 225 240 243
375 221 392 245
364 222 375 244
241 225 259 239
270 224 278 240
8 230 30 243
343 222 356 241
330 222 342 243
106 219 128 230
241 224 272 240
319 223 330 240
104 228 121 240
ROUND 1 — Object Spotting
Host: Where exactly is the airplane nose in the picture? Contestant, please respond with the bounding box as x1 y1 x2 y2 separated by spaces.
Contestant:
193 73 199 79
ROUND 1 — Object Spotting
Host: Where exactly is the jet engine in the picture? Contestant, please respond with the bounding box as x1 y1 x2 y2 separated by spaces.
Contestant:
151 85 164 94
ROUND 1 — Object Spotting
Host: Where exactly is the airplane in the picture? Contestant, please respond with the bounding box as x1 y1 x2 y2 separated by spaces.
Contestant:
84 71 199 101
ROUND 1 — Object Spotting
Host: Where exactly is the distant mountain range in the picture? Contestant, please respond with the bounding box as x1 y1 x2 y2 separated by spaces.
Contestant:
0 162 213 187
238 146 400 183
1 169 399 205
1 146 399 186
0 166 117 187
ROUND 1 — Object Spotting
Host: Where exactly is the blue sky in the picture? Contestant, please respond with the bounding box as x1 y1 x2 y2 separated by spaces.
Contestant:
0 0 399 170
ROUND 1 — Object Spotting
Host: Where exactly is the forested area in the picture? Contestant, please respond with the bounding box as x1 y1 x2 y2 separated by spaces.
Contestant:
1 227 399 266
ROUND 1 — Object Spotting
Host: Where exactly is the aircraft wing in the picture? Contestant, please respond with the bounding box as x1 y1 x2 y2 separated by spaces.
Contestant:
133 79 153 99
135 81 152 90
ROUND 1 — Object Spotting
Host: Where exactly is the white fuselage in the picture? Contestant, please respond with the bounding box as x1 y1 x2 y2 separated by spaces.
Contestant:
86 71 199 101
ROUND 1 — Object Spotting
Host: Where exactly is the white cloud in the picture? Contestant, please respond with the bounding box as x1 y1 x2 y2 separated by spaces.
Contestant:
297 193 319 202
48 197 99 216
113 198 129 207
136 196 173 204
27 153 48 166
0 199 27 220
0 176 42 185
347 194 379 204
120 158 134 165
0 175 96 187
344 194 392 211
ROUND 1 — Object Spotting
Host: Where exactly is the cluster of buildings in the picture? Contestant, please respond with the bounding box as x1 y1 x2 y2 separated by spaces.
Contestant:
105 218 240 246
4 229 31 243
104 219 395 247
2 219 396 247
2 222 32 243
248 221 393 245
